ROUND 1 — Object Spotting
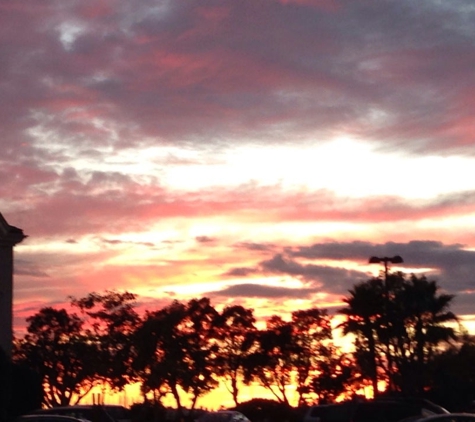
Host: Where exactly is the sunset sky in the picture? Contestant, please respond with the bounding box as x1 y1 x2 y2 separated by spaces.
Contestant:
3 0 475 343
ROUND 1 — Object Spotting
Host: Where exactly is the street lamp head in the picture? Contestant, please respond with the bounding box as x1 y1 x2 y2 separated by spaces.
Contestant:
369 255 404 264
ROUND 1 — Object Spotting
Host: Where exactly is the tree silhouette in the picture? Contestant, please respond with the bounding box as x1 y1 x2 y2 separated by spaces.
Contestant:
11 283 468 411
14 307 98 407
290 308 334 406
212 304 257 406
339 278 384 397
309 348 354 404
244 308 335 406
181 298 220 409
389 274 458 394
428 334 475 410
70 290 142 390
134 298 219 412
339 273 458 396
244 315 296 405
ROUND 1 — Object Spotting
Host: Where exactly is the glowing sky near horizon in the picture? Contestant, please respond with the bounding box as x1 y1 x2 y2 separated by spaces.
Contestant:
2 0 475 350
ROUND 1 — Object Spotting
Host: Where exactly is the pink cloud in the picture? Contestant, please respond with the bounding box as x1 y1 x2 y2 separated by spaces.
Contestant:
8 173 475 241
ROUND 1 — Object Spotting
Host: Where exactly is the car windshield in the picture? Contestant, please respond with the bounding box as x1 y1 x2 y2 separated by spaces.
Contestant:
102 407 131 422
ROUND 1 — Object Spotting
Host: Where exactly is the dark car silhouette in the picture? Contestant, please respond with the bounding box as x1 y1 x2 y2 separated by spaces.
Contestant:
26 405 131 422
302 398 449 422
196 411 251 422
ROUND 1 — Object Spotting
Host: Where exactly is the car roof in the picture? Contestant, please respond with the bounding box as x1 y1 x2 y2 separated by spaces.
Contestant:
17 415 87 422
417 414 475 422
196 411 251 422
303 398 449 422
32 406 117 422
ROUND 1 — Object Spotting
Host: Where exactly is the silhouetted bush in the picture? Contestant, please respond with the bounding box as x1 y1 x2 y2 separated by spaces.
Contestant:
0 347 42 422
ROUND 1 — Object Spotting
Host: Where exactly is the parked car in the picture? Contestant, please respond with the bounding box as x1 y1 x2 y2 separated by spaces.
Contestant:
98 406 132 422
302 398 449 422
27 405 131 422
16 415 88 422
196 411 252 422
405 414 475 422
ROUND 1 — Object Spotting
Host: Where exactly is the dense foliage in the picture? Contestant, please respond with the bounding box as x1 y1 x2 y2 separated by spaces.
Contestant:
339 273 458 396
10 273 475 412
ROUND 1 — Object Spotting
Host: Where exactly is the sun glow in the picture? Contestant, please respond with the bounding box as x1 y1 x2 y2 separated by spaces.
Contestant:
81 379 300 410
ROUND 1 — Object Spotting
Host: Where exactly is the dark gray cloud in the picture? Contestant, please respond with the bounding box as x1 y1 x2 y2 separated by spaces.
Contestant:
289 241 377 260
14 259 50 278
260 253 369 294
218 239 475 316
2 0 475 158
234 242 278 252
3 0 475 238
289 240 475 292
450 292 475 318
224 267 257 277
99 237 155 247
211 283 315 299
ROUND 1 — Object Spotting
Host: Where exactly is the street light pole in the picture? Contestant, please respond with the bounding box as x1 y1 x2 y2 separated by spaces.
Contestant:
369 255 403 287
368 255 403 393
